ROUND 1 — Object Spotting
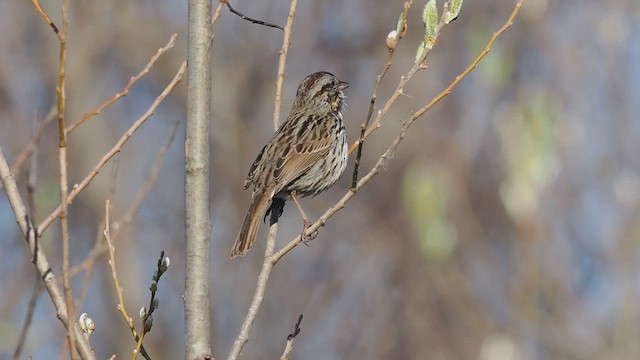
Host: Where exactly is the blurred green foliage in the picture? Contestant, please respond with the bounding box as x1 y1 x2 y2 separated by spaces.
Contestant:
402 165 457 262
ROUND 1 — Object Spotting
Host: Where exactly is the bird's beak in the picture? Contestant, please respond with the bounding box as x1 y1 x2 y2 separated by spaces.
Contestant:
338 80 349 90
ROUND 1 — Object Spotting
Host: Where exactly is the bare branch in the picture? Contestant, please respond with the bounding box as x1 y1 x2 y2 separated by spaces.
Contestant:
65 34 178 134
226 1 283 30
351 49 396 189
272 0 299 129
412 0 525 120
227 223 278 360
37 61 187 234
31 0 63 41
103 201 151 360
212 0 226 26
280 314 303 360
53 0 78 355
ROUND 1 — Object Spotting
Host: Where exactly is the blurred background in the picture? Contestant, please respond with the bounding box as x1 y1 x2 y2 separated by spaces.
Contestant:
1 0 639 359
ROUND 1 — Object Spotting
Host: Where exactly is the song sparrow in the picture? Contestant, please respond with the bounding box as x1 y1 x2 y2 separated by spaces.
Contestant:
231 71 349 258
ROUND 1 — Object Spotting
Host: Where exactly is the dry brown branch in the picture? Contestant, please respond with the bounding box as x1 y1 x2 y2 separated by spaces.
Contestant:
0 147 96 360
65 34 178 134
272 0 299 129
37 61 187 234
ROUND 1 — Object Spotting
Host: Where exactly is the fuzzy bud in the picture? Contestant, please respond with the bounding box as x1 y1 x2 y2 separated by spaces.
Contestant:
386 30 398 50
161 256 170 272
79 313 95 336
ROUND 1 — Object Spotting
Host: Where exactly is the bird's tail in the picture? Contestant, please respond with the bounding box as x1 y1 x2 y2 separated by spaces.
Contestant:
231 193 271 258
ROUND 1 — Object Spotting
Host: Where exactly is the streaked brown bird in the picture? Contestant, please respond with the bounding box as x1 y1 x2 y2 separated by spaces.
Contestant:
231 71 349 258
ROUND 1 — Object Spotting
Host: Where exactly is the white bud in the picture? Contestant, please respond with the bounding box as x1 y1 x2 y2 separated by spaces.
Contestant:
386 30 398 50
79 313 95 335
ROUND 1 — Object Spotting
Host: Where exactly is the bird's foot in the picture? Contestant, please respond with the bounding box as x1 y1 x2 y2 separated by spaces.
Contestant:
300 220 318 246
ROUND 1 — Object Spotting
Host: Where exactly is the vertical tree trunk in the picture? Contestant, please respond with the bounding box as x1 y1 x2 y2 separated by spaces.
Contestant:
185 0 212 358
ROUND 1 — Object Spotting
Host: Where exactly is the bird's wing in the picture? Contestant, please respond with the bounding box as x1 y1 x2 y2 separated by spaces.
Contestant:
271 116 331 189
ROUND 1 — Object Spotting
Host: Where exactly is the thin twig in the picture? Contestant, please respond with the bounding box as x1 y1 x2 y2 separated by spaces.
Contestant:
272 0 299 129
347 55 427 155
280 314 303 360
31 0 63 41
103 201 147 360
12 106 56 172
350 1 413 190
26 114 40 217
0 147 96 359
54 0 77 356
274 0 526 263
133 251 169 359
38 61 188 234
227 223 278 360
211 0 226 26
412 0 525 120
347 0 464 157
351 49 396 190
65 34 178 134
226 1 283 30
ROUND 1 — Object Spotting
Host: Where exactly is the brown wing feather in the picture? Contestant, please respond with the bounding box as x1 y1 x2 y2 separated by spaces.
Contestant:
272 135 331 189
245 115 332 195
273 118 331 189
